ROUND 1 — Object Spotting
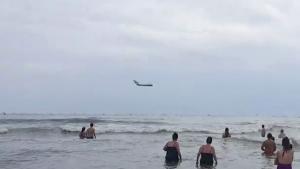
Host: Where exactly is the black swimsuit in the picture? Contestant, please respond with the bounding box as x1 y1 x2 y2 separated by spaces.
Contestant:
165 147 179 163
200 153 214 166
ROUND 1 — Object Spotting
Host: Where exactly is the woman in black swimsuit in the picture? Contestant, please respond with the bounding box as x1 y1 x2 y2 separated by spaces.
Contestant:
163 132 182 164
196 136 218 168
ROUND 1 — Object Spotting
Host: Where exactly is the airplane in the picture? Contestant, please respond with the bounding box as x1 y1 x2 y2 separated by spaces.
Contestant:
133 80 153 87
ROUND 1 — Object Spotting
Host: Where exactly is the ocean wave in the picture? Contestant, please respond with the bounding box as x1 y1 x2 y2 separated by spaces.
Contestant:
0 118 167 125
59 126 218 135
0 127 8 134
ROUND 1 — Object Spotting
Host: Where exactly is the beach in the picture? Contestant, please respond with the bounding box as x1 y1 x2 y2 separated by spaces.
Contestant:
0 114 299 169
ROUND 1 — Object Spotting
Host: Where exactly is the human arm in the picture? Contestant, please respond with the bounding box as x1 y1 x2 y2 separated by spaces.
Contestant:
93 128 96 139
175 142 182 161
163 142 168 151
212 147 218 165
196 147 202 166
261 141 265 151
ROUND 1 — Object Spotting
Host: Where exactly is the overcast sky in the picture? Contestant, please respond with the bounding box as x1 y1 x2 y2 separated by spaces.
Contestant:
1 0 300 115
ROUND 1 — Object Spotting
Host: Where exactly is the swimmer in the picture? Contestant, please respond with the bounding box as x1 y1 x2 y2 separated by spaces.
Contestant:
163 132 182 164
222 128 231 138
274 137 294 169
261 125 266 137
261 133 276 156
79 127 86 139
278 129 286 139
86 123 96 139
196 136 217 168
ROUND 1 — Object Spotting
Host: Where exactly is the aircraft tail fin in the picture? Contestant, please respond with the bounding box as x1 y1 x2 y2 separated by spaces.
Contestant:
133 80 139 85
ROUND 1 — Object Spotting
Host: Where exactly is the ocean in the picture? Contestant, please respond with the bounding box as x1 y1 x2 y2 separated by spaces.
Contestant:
0 113 299 169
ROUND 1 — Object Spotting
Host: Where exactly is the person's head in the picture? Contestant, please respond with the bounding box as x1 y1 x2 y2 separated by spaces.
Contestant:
206 136 212 144
90 123 94 127
282 137 291 150
280 129 284 133
262 125 265 128
81 127 85 132
267 133 273 139
172 132 178 141
225 128 229 133
271 136 275 141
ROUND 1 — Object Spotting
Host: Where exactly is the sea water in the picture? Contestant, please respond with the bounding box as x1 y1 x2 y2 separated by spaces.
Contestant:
0 113 299 169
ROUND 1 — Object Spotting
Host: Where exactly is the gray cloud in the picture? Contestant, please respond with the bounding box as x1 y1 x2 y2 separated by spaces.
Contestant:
1 0 300 115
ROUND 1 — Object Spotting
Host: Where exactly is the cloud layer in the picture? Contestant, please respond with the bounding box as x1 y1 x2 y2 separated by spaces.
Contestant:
1 0 300 115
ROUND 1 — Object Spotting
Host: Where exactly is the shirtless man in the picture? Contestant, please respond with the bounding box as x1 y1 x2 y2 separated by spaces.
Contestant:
86 123 96 139
261 133 276 156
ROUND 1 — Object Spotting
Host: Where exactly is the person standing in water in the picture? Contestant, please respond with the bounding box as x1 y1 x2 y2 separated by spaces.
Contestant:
261 133 276 156
222 128 231 138
196 136 218 168
261 125 266 137
278 129 286 139
275 137 294 169
163 132 182 164
86 123 96 139
79 127 86 139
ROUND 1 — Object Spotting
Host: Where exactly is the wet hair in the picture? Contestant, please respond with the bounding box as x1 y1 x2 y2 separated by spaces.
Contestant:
206 136 212 144
267 133 273 139
282 137 291 151
172 132 178 140
225 128 229 132
81 127 85 132
90 123 94 127
280 129 284 133
262 125 265 128
271 136 275 141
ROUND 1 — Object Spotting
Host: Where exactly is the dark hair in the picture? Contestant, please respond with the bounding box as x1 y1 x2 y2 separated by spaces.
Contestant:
271 136 275 141
282 137 291 151
280 129 284 133
267 133 272 139
172 132 178 140
262 125 264 128
90 123 94 127
225 128 229 132
81 127 85 132
206 136 212 144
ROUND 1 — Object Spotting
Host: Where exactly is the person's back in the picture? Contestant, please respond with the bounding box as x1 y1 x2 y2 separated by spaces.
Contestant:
275 137 293 169
163 132 182 163
196 137 217 167
86 123 96 139
79 127 86 139
261 125 266 137
262 133 276 156
278 129 286 139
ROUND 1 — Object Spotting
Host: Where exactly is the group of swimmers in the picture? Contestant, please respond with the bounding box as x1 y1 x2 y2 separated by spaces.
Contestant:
164 126 294 169
260 125 293 169
79 123 96 139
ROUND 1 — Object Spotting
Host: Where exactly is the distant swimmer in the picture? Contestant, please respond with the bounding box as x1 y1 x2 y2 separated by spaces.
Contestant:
261 133 276 156
278 129 286 139
196 136 218 168
133 80 153 87
163 132 182 164
86 123 96 139
79 127 86 139
274 137 294 169
261 125 266 137
222 128 231 138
